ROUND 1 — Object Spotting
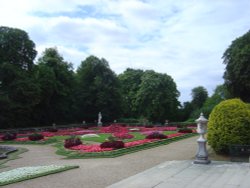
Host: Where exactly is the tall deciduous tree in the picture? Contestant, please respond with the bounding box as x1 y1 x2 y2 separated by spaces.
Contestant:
35 48 75 125
135 70 180 122
0 26 38 128
223 30 250 102
118 68 144 118
200 85 226 117
0 26 37 71
75 56 121 122
191 86 208 109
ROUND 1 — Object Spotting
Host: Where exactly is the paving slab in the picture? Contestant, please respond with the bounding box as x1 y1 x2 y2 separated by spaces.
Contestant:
107 160 250 188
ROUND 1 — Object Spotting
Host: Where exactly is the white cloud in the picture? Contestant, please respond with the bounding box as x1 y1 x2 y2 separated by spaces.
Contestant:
0 0 250 103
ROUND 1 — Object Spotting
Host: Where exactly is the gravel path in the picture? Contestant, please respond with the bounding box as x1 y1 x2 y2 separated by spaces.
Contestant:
1 136 199 188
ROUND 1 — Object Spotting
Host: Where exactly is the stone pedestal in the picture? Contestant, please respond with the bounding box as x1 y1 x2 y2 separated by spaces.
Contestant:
194 113 211 164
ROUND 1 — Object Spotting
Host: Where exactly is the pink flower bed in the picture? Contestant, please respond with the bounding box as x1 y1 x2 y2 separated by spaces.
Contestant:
113 132 134 139
68 132 188 152
167 132 184 138
124 139 157 147
100 124 128 133
70 144 113 152
40 129 96 137
139 126 177 132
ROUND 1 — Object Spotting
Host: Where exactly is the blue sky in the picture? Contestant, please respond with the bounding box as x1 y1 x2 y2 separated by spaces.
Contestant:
0 0 250 102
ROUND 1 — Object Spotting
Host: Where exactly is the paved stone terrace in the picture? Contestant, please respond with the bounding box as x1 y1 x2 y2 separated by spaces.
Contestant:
108 160 250 188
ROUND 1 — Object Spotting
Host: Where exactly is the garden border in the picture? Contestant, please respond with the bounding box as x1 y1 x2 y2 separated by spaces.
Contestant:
0 138 57 145
55 133 197 158
0 165 79 186
0 147 28 169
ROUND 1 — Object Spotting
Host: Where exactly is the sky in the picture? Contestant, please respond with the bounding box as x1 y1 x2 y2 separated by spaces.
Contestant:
0 0 249 103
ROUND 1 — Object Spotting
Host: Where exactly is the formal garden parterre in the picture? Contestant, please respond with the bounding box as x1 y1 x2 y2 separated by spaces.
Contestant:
0 123 196 158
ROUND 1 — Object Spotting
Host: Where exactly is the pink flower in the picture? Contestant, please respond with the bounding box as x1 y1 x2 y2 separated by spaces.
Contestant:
113 133 134 139
100 124 128 133
70 144 113 152
124 139 157 147
41 132 55 137
167 133 184 138
15 137 30 141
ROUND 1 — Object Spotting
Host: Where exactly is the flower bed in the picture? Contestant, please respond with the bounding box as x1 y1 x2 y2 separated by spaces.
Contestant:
67 133 186 153
56 133 197 158
0 165 79 186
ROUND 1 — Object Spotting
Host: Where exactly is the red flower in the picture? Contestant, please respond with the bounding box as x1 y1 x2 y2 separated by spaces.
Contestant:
70 144 113 152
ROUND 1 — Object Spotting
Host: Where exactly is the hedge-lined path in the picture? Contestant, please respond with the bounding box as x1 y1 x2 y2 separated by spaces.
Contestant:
0 136 218 188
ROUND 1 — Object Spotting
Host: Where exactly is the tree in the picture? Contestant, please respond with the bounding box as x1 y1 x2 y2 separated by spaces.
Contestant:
191 86 208 109
75 56 121 122
0 26 37 71
118 68 144 118
35 48 75 125
135 70 180 122
178 101 194 121
0 26 38 128
223 30 250 102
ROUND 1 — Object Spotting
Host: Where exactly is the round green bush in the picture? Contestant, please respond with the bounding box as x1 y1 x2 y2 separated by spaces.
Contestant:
207 99 250 154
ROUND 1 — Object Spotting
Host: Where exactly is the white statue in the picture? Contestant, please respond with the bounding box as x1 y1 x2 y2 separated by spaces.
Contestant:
98 112 102 126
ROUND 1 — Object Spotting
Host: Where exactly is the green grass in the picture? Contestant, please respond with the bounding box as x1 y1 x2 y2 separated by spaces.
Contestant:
164 131 177 135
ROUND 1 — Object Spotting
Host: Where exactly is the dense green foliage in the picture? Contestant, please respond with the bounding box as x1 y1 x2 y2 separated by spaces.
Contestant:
179 86 208 121
207 99 250 154
223 30 250 102
0 26 37 70
119 69 180 122
34 48 76 124
191 86 208 109
118 68 144 118
0 27 39 128
181 85 227 122
75 56 122 122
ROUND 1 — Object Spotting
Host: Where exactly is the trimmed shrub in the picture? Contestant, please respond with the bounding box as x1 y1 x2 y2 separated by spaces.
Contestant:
178 128 193 133
64 137 82 148
100 140 125 149
207 99 250 154
2 132 17 141
146 132 167 139
28 133 44 141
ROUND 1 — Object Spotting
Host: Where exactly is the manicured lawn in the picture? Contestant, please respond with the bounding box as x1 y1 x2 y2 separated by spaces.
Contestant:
163 131 177 135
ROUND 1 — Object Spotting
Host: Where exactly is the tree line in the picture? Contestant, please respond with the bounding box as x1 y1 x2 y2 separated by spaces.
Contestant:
0 26 249 128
